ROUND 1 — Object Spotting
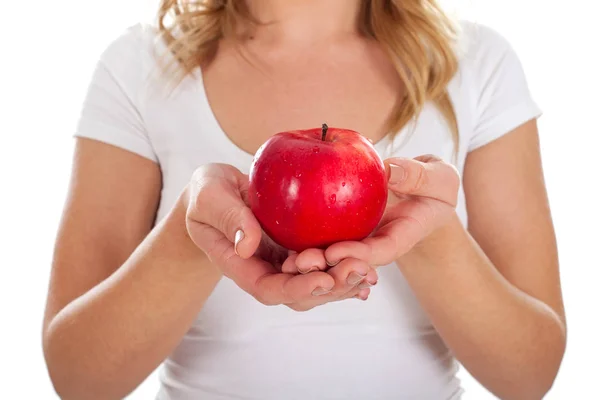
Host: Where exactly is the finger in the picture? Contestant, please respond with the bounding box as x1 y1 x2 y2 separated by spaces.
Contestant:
281 248 326 275
335 287 371 302
287 281 371 312
187 220 236 264
188 164 261 259
281 253 299 274
255 231 288 266
252 271 335 305
330 197 455 266
324 218 414 267
326 258 376 294
326 234 402 267
355 287 371 300
223 248 335 305
356 218 424 266
240 267 336 306
384 156 460 206
360 268 379 290
295 248 328 274
279 272 336 303
186 203 316 307
325 241 372 267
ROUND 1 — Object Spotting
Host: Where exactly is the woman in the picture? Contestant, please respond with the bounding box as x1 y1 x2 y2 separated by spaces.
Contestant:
42 1 566 399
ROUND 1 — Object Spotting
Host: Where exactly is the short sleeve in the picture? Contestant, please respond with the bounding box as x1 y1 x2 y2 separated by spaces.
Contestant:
465 23 542 152
74 24 158 162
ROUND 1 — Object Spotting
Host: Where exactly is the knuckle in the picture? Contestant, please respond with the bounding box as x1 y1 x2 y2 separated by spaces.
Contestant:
218 242 237 265
263 298 281 307
252 292 267 305
198 233 235 265
409 163 427 193
417 153 442 163
421 200 437 227
190 166 206 186
444 164 461 206
192 179 212 216
239 186 250 205
252 274 281 307
446 162 460 182
185 219 207 249
253 292 274 306
189 164 231 215
288 303 312 312
218 205 240 236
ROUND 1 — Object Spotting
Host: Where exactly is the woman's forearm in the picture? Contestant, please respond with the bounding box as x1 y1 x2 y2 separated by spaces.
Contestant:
397 214 566 400
43 196 223 400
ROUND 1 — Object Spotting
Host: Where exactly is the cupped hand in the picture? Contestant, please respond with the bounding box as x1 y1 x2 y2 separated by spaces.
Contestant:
184 163 376 311
324 155 460 267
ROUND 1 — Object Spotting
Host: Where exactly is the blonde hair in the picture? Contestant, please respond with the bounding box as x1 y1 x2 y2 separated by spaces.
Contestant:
156 0 460 150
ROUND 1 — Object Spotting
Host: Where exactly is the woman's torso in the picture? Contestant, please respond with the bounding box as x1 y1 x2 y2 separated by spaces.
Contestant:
150 48 469 399
86 21 508 400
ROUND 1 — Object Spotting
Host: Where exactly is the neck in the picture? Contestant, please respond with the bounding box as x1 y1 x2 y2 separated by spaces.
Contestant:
244 0 363 43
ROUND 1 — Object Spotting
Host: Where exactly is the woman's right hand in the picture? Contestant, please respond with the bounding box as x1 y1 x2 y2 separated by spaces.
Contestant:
184 163 378 311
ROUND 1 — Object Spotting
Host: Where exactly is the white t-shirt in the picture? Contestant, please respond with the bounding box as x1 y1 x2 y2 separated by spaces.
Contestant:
74 20 541 400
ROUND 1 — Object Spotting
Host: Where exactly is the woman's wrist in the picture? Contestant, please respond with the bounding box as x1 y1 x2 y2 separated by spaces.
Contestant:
397 212 467 268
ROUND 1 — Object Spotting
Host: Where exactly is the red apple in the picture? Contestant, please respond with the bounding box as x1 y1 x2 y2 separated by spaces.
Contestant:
248 123 388 252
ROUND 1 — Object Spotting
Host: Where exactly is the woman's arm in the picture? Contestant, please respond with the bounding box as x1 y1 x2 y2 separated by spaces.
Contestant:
397 120 566 399
44 138 375 399
43 138 223 400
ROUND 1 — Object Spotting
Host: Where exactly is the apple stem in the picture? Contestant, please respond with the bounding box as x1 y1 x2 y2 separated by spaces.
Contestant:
321 123 328 141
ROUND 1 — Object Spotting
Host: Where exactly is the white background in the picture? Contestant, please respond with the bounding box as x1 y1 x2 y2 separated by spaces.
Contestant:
1 0 598 398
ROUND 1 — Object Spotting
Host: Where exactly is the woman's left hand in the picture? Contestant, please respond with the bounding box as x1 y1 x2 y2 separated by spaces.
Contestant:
324 155 461 267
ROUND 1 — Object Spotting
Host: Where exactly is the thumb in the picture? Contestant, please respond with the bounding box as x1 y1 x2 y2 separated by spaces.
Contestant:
188 164 262 259
384 155 459 206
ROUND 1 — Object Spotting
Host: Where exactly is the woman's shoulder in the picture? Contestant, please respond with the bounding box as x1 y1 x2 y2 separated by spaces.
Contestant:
452 20 542 153
91 22 186 108
455 20 523 76
458 20 512 46
95 23 163 69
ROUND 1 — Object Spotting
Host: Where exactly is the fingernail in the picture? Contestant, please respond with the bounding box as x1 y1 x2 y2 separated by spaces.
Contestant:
389 164 407 184
358 281 374 289
298 266 318 274
326 259 340 267
234 230 244 256
312 287 332 296
347 272 366 286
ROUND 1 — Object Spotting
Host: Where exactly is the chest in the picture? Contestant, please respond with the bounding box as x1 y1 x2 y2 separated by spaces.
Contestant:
201 40 403 155
143 54 472 224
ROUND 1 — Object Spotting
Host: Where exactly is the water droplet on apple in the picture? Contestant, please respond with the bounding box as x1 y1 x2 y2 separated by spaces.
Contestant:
342 182 346 187
329 194 336 204
276 220 280 225
359 179 363 183
312 146 320 153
